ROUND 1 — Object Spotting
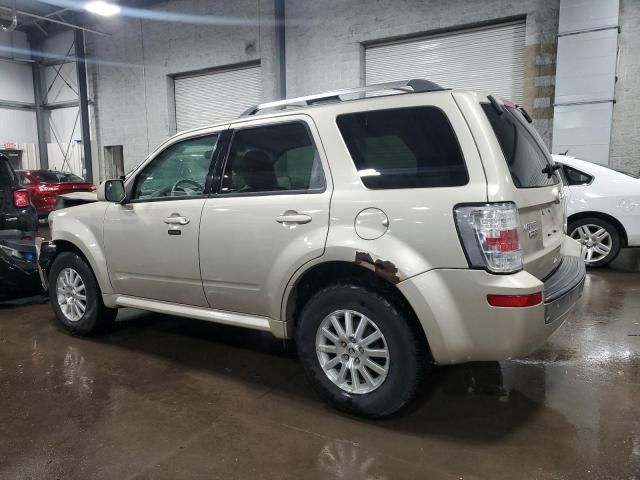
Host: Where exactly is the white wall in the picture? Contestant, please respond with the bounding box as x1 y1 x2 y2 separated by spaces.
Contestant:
0 30 39 169
85 0 278 177
0 58 35 103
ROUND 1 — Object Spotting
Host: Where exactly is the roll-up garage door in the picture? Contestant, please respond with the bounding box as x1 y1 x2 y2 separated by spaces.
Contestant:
366 22 525 104
174 64 261 131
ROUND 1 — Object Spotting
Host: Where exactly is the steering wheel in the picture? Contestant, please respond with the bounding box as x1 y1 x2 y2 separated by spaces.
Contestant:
171 178 203 196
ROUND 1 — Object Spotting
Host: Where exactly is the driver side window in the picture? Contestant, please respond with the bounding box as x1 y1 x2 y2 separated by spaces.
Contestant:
132 134 218 201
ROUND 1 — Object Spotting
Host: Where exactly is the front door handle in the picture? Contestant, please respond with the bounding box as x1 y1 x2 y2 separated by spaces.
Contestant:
275 211 312 225
163 215 190 225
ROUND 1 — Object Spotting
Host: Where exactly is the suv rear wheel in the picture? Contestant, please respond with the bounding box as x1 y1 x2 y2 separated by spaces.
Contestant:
49 252 117 336
296 284 428 418
569 217 621 267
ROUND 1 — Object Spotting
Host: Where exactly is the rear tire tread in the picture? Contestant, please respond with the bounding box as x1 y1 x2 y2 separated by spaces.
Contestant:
296 283 429 418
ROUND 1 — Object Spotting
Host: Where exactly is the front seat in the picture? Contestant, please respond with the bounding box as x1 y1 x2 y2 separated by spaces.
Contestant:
240 150 282 192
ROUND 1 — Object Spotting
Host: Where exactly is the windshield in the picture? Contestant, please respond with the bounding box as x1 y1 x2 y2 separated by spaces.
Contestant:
482 103 560 188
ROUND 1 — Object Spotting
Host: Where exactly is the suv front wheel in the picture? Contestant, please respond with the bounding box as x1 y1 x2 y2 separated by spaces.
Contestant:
296 284 428 418
49 252 117 336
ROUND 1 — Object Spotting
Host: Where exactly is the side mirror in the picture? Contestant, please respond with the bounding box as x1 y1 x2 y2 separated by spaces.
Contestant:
97 179 126 203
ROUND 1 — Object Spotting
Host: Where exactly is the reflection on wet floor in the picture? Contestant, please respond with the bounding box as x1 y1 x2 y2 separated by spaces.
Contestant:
0 266 639 479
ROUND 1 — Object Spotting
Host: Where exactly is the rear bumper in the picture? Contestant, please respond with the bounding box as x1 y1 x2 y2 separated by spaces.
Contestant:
398 237 585 364
0 206 38 234
543 254 585 325
0 236 42 301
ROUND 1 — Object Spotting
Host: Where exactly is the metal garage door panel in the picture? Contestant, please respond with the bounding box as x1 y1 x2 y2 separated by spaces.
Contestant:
366 22 525 104
175 65 261 131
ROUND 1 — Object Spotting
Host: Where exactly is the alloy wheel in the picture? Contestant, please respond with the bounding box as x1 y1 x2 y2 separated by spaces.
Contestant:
56 267 87 322
315 309 390 394
571 224 613 264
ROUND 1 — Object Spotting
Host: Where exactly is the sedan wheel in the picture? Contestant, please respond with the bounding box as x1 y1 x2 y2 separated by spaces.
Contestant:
569 218 621 267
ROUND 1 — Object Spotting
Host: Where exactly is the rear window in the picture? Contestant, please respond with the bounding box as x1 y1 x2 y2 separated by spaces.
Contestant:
336 106 468 189
0 158 17 187
33 171 62 183
482 104 559 188
54 172 85 182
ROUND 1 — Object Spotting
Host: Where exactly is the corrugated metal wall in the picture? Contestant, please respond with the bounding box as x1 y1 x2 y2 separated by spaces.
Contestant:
174 65 262 131
365 21 526 104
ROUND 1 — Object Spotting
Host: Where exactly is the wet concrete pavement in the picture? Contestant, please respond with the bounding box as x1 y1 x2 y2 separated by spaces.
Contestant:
1 265 639 479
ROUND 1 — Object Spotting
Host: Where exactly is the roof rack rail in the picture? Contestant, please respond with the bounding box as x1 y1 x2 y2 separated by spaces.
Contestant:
240 78 445 117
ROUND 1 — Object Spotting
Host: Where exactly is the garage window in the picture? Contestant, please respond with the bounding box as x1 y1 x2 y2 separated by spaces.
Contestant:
336 106 467 189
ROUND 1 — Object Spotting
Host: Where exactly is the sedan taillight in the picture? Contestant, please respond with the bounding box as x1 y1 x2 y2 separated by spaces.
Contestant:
13 190 30 208
454 202 523 273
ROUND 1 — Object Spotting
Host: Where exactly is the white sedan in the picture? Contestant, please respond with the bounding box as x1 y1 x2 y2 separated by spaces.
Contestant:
553 154 640 267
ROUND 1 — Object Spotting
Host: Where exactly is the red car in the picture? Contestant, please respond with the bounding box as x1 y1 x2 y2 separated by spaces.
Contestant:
17 170 96 218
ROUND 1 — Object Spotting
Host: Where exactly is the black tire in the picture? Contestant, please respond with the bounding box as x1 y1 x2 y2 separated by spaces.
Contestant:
49 252 117 336
296 283 429 418
568 217 621 268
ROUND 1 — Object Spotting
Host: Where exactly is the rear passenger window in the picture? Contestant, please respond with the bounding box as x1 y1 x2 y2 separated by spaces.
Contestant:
221 122 325 194
336 107 468 189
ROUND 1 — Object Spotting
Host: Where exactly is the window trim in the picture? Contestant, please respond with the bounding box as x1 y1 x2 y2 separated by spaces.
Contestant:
214 119 327 197
334 105 470 190
127 132 222 204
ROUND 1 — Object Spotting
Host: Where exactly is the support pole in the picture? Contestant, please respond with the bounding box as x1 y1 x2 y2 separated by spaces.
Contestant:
74 25 93 182
32 61 49 169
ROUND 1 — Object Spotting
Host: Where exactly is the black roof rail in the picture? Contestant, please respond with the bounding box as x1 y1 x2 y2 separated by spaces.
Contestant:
240 78 445 117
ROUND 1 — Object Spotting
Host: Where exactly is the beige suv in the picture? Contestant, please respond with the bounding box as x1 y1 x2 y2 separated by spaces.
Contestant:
40 79 585 418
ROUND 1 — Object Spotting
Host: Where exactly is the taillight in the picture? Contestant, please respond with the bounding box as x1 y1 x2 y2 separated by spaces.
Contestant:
13 190 30 208
454 202 523 273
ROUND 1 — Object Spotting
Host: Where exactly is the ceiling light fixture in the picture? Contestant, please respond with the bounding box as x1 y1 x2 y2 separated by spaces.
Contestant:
85 1 121 16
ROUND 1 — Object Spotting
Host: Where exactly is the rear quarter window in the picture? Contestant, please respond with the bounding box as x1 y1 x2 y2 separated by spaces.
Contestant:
562 165 593 186
336 106 468 189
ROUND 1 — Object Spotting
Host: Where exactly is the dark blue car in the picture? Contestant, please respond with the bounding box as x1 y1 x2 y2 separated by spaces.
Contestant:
0 154 41 301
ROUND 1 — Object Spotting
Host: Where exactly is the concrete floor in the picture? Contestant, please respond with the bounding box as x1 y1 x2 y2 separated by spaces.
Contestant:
1 257 639 479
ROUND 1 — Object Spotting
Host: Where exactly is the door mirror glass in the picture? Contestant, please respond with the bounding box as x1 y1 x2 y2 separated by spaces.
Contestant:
98 179 126 203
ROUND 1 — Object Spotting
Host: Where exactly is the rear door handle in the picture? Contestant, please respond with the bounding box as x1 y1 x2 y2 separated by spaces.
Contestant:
275 211 312 225
163 216 190 225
